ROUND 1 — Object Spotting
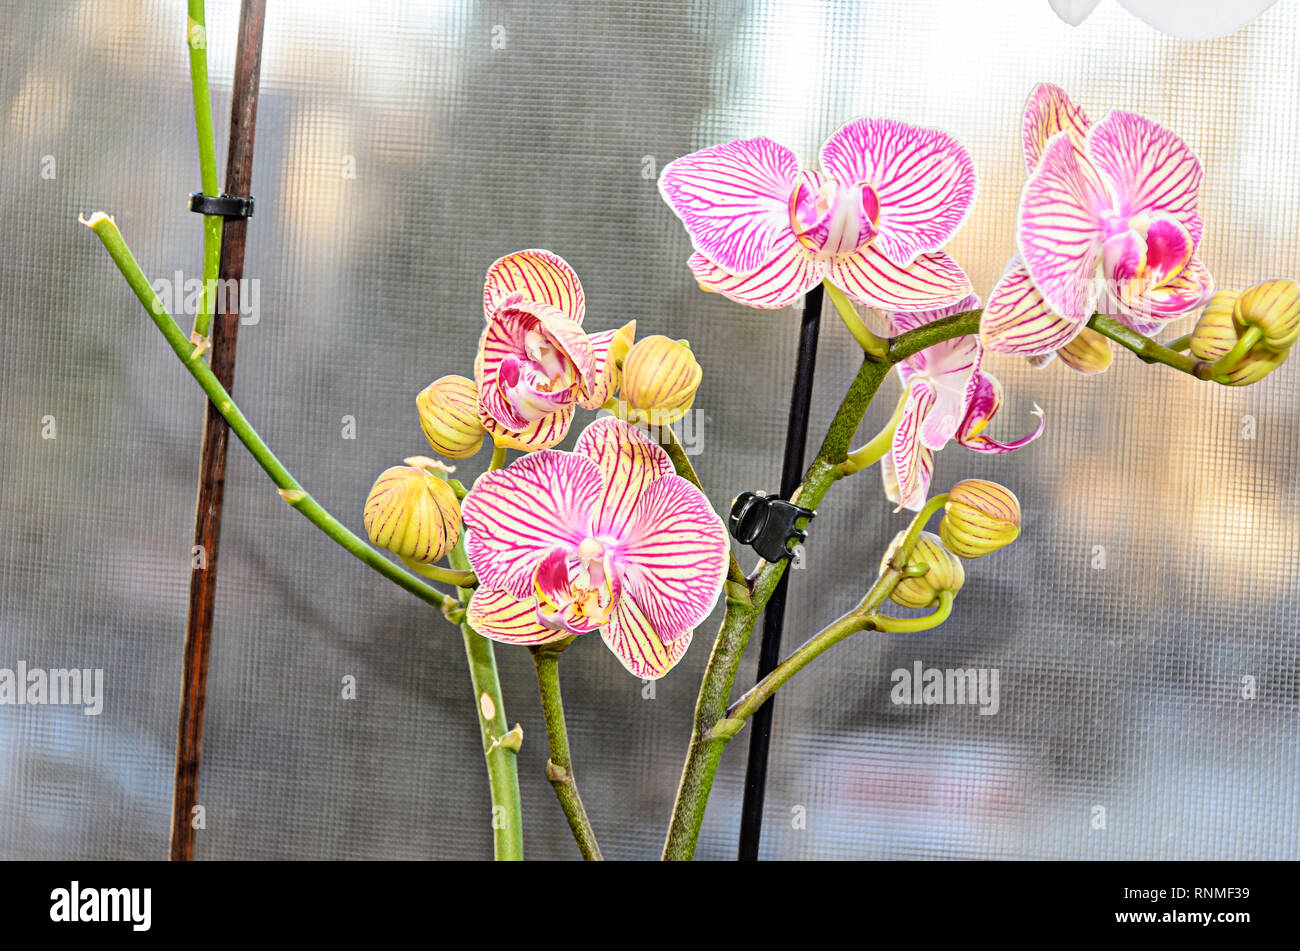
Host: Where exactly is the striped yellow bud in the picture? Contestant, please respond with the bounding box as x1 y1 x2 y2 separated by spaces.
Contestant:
940 480 1021 559
417 375 485 459
363 466 461 564
620 335 702 423
1057 326 1113 375
1192 290 1289 386
1234 279 1300 352
602 320 637 395
882 531 964 609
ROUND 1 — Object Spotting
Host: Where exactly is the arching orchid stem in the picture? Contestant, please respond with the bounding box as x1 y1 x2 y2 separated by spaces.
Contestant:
823 279 889 361
839 383 912 476
652 422 747 587
1167 334 1193 352
890 494 950 563
718 501 948 733
448 540 525 861
666 315 995 859
868 590 955 633
489 443 508 471
664 355 894 860
1086 313 1208 377
399 555 478 589
81 213 451 612
530 642 603 861
1208 325 1264 378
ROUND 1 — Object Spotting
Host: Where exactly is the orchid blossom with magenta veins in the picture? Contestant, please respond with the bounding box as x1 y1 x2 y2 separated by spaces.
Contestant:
658 118 976 312
879 295 1045 511
983 84 1214 367
462 416 730 679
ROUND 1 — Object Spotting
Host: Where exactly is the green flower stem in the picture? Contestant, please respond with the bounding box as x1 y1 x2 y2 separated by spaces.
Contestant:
186 0 223 340
839 384 911 476
718 498 949 733
662 355 894 859
398 555 478 589
82 213 451 611
1167 334 1193 352
530 644 603 861
823 279 889 361
662 309 990 860
1087 313 1212 377
448 541 525 861
489 443 508 471
1208 324 1264 378
868 590 954 633
654 423 747 589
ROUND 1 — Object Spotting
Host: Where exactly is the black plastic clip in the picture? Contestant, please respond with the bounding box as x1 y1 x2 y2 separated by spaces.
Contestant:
728 491 816 562
188 192 255 218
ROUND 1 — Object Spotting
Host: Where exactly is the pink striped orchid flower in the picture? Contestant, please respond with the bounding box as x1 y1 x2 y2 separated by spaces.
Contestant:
461 416 729 679
475 250 630 451
884 297 1045 511
983 85 1214 367
658 119 977 312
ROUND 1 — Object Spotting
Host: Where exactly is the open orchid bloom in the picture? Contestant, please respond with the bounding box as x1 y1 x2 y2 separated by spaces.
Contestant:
658 119 976 312
461 416 729 679
475 250 631 451
884 297 1045 511
983 85 1214 367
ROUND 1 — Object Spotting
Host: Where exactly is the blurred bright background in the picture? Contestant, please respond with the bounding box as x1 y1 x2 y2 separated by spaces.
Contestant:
1 0 1297 860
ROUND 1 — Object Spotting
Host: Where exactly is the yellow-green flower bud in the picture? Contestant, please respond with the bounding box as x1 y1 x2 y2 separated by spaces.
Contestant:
417 375 486 459
881 531 964 609
1234 279 1300 353
363 465 461 564
940 480 1021 559
620 335 702 424
1057 326 1113 375
1192 290 1290 386
603 319 637 395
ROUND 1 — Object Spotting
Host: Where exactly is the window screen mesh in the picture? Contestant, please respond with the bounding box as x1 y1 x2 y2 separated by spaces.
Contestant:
1 0 1297 860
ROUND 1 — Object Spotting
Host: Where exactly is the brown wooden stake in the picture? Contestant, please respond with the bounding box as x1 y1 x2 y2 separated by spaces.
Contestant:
170 0 267 862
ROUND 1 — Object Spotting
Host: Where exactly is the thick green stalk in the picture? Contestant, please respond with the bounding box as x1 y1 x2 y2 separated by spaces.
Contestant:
1087 313 1211 377
530 645 603 860
82 213 449 610
840 384 911 476
662 356 892 859
449 543 525 861
187 0 223 339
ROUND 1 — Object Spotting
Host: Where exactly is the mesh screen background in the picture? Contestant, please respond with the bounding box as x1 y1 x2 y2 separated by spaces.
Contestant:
2 0 1297 860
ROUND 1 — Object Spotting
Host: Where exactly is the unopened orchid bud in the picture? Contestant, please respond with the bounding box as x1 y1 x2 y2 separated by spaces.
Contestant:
940 480 1021 559
882 531 964 609
1057 327 1113 375
417 375 486 459
1234 279 1300 353
1192 291 1290 386
602 320 637 394
620 335 702 423
363 465 462 564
